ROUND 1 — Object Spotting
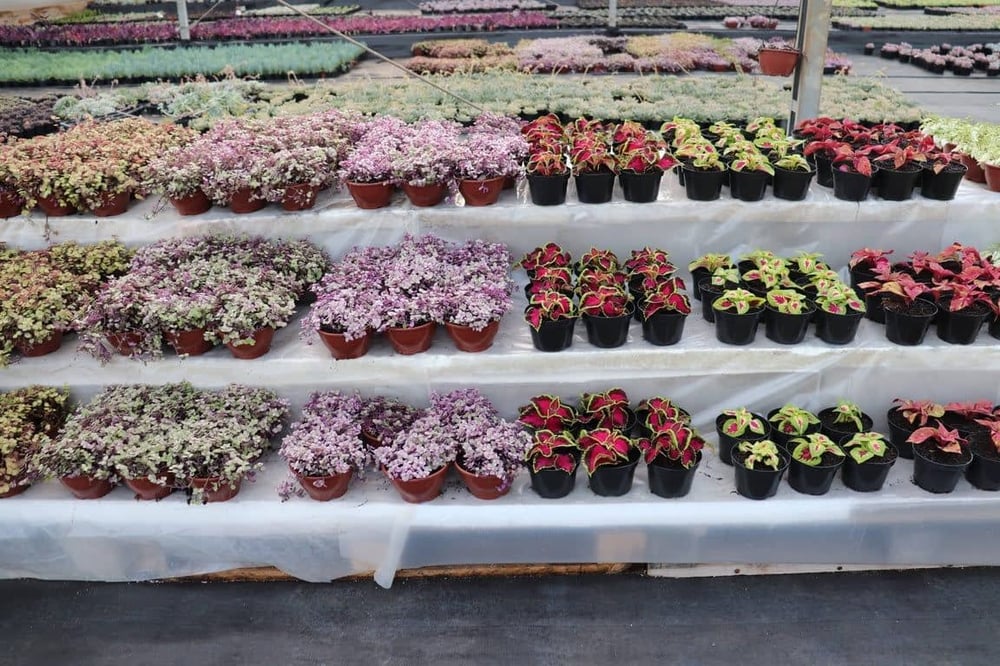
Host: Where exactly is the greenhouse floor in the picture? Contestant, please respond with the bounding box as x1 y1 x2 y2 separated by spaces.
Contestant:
2 568 999 665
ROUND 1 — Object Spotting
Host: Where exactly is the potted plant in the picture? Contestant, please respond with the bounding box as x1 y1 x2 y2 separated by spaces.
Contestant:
933 283 994 345
764 289 815 345
637 396 692 436
758 41 800 76
699 268 740 323
261 146 334 212
771 154 816 201
871 274 936 346
613 123 677 203
145 288 218 357
578 388 635 433
787 432 846 495
0 386 68 499
339 123 400 209
767 404 821 452
872 143 927 201
841 431 897 492
200 139 268 214
579 428 641 497
715 407 771 466
908 423 972 494
728 150 773 202
455 417 531 500
392 120 459 207
145 144 213 216
455 132 525 207
579 285 632 348
441 243 514 352
712 288 766 345
679 143 727 201
818 400 873 442
525 290 578 352
688 253 733 302
1 259 84 360
525 142 570 206
518 394 577 433
831 145 875 202
209 273 297 360
887 398 945 459
732 439 788 500
641 420 705 498
569 125 617 204
358 396 423 449
526 429 579 499
968 417 1000 491
639 278 690 346
76 273 163 362
848 247 893 296
920 150 968 201
374 408 457 504
303 271 377 361
33 399 119 500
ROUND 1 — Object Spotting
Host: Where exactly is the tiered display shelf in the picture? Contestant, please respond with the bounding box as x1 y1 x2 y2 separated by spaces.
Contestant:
2 177 1000 587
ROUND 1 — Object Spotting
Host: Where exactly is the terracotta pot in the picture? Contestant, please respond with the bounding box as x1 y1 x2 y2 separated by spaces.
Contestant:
456 463 510 500
16 330 63 357
170 190 212 216
0 482 30 499
984 163 1000 192
346 181 394 209
317 328 372 360
165 328 212 356
125 473 176 501
91 191 131 217
36 194 76 217
0 187 24 218
459 177 505 206
961 153 987 183
758 48 800 76
444 320 500 352
281 183 320 211
228 188 266 214
106 331 144 355
225 327 275 359
402 182 447 207
387 465 449 503
191 476 242 503
296 470 353 501
386 322 436 355
60 474 114 500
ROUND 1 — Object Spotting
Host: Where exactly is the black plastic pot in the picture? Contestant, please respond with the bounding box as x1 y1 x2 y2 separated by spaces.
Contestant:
764 305 814 345
815 308 863 345
772 166 815 201
714 307 764 345
682 166 727 201
875 165 922 201
733 452 789 500
787 457 843 495
849 266 876 299
887 408 917 460
715 412 771 466
589 450 640 497
920 164 967 201
690 268 711 301
841 446 897 492
641 311 686 346
813 154 834 187
619 170 662 203
864 291 887 324
583 310 632 348
699 280 724 323
575 171 616 204
527 172 570 206
884 300 937 346
818 407 873 442
647 453 700 499
966 448 1000 491
729 169 769 202
529 465 578 499
937 304 989 345
832 168 873 202
528 317 577 352
912 445 971 494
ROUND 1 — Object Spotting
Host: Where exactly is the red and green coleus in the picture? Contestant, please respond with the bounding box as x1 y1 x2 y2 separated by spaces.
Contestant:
769 404 820 435
626 247 672 272
973 418 1000 455
518 243 571 272
531 266 575 291
815 283 865 315
766 289 810 315
576 268 626 293
639 396 691 433
522 114 564 143
832 144 874 178
863 273 929 306
526 429 579 474
615 131 678 174
789 432 845 467
579 387 631 431
741 264 791 291
893 398 945 427
570 133 616 175
641 278 691 319
720 407 767 439
579 428 641 474
830 399 866 431
849 248 893 273
712 288 765 315
640 421 705 469
688 253 733 274
788 251 827 277
518 394 576 432
576 248 620 273
525 290 578 330
943 400 996 421
579 285 631 318
931 282 996 314
907 423 966 455
842 432 891 464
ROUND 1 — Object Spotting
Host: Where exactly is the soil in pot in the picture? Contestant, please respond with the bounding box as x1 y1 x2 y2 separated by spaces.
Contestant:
386 321 436 355
714 307 763 345
296 470 353 501
388 465 449 503
683 166 727 201
818 407 873 442
841 444 898 492
912 443 972 494
764 305 814 345
575 170 616 204
641 311 686 346
883 299 937 346
937 303 989 345
226 327 275 359
772 166 815 201
529 317 576 352
459 177 505 207
125 474 176 501
875 165 922 201
170 190 212 216
787 451 844 495
647 452 700 498
0 187 24 218
456 463 510 500
588 449 640 497
832 168 873 202
815 308 863 345
281 183 321 211
619 170 662 203
165 328 212 356
402 182 447 207
729 169 769 202
527 173 570 206
346 181 394 209
91 191 131 217
16 330 63 357
732 448 788 500
966 437 1000 491
530 465 578 499
920 163 967 201
715 412 771 466
190 477 242 503
228 188 266 214
318 327 372 360
583 310 632 348
60 475 114 500
445 320 500 353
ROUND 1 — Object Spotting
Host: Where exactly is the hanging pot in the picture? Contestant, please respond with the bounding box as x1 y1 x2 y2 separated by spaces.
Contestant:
764 305 814 345
402 182 447 207
814 308 863 345
960 153 986 183
920 163 967 201
164 328 212 357
966 444 1000 491
588 450 640 497
641 311 686 346
787 456 843 495
875 166 922 201
582 309 632 348
832 168 873 202
169 190 212 216
36 194 76 217
125 473 176 501
190 476 242 503
445 320 500 353
771 166 815 201
0 187 25 218
841 446 897 493
529 465 578 499
456 463 510 500
682 166 727 201
729 169 769 202
60 474 114 500
225 327 275 359
529 317 576 352
937 304 989 345
91 190 131 217
386 321 436 355
575 170 616 204
732 451 789 500
715 412 771 466
883 300 936 346
388 465 449 503
619 169 662 203
459 177 505 206
714 307 764 345
318 327 373 360
346 180 394 209
758 47 800 76
647 452 700 498
281 183 321 211
296 470 353 501
228 187 266 214
912 444 971 494
16 330 63 357
527 172 570 206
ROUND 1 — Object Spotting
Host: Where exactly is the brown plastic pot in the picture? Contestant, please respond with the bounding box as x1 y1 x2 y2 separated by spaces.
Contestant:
386 322 436 355
16 330 63 357
388 465 449 503
91 191 131 217
170 190 212 216
317 328 372 360
346 181 394 209
0 187 24 218
961 153 986 183
191 477 242 503
296 470 353 501
36 194 76 217
444 320 500 352
402 182 447 207
60 475 114 500
758 47 800 76
456 463 510 500
281 183 320 211
459 177 504 206
984 163 1000 193
125 473 176 501
228 188 266 214
106 331 144 355
225 327 275 359
165 328 212 356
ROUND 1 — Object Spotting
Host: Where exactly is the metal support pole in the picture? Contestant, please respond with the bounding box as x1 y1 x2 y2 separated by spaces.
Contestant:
788 0 833 131
607 0 620 36
176 0 190 41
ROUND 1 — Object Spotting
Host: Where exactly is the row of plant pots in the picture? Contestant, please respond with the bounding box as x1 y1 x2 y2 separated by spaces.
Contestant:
918 117 1000 194
0 386 69 499
875 41 1000 77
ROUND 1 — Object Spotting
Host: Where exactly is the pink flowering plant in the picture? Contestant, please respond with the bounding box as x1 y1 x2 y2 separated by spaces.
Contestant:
391 120 462 187
359 396 423 445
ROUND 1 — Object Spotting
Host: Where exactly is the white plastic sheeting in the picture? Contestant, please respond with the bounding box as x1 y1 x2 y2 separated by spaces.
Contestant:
2 177 1000 586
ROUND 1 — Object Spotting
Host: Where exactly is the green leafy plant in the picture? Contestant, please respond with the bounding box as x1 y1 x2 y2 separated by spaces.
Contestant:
737 439 782 471
789 433 845 467
720 407 767 439
766 289 811 315
712 288 765 314
831 400 866 431
769 404 820 436
842 432 891 464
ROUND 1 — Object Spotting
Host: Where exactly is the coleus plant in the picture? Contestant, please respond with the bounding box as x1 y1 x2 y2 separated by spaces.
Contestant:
614 132 678 174
830 400 866 432
576 268 626 293
943 400 996 422
712 288 765 315
638 396 691 433
730 151 774 176
578 428 639 475
569 132 616 175
517 395 576 432
524 290 578 330
766 289 811 315
849 248 893 273
893 398 945 427
579 285 631 318
842 432 892 464
814 283 865 315
526 147 568 177
907 423 966 456
518 243 571 273
863 273 929 307
576 248 620 274
832 144 874 177
720 407 767 439
688 253 733 274
641 279 692 319
931 283 995 314
579 387 631 431
525 430 578 475
625 247 672 273
531 266 575 292
788 252 827 277
641 421 705 469
742 264 791 291
789 433 845 467
769 404 820 436
736 439 782 471
973 418 1000 455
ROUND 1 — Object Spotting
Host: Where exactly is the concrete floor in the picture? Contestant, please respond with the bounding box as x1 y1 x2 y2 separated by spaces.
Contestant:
2 568 999 665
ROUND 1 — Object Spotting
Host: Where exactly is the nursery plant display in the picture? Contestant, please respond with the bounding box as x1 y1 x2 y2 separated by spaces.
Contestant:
908 423 973 494
786 432 846 495
841 431 897 492
919 117 1000 192
715 407 771 466
0 386 69 499
732 439 788 500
